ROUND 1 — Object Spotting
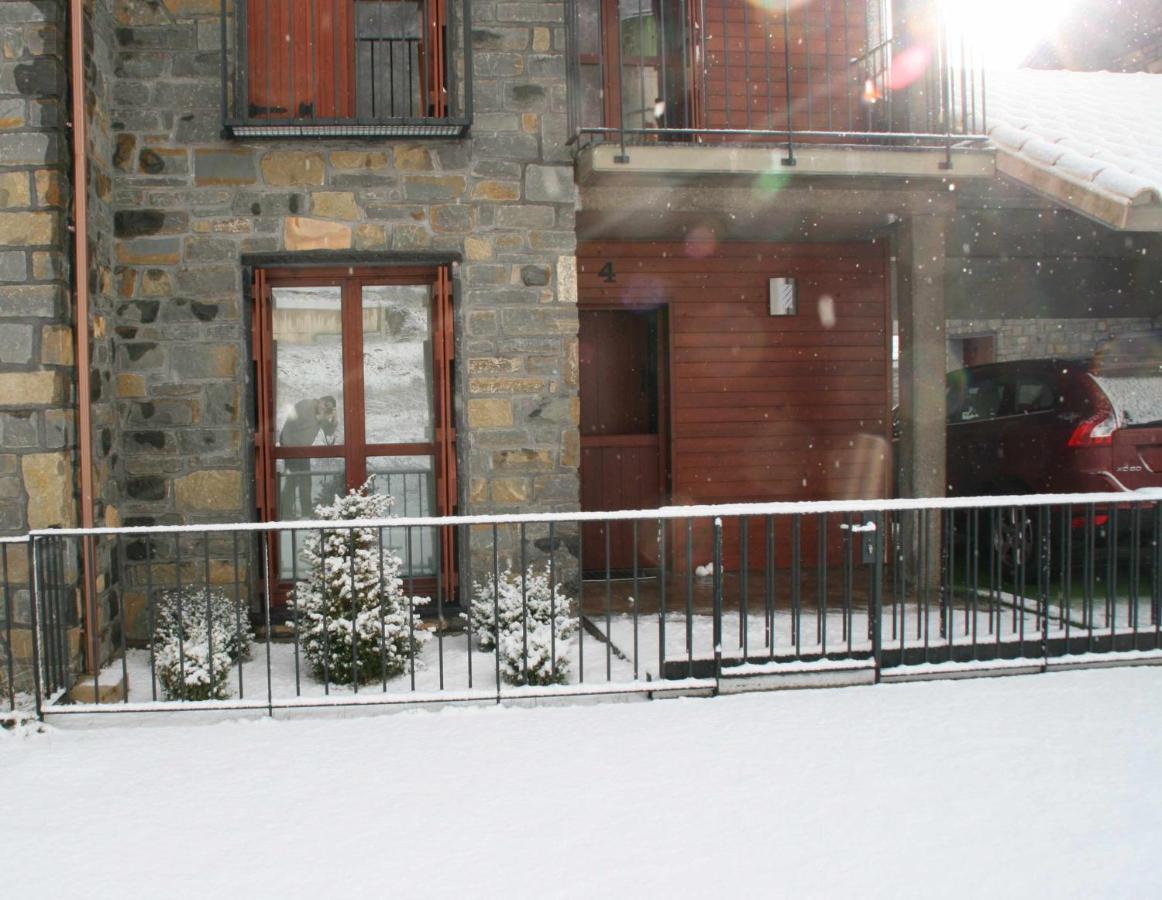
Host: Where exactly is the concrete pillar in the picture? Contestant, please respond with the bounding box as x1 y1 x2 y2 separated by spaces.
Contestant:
896 214 947 500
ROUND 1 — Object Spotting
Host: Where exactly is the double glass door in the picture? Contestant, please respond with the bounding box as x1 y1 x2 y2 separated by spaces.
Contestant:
253 266 456 590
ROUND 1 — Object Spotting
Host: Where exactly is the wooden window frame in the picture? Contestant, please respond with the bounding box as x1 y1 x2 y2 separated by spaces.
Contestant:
252 264 458 603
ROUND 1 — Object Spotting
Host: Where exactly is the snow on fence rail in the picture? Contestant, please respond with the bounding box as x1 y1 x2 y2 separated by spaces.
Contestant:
5 492 1161 718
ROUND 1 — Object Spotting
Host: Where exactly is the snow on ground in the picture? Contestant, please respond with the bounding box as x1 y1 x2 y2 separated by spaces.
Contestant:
91 594 1158 707
4 666 1161 899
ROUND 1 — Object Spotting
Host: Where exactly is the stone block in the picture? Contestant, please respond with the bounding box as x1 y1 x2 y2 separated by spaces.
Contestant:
284 216 352 251
402 175 466 202
469 376 545 394
310 191 359 219
114 209 188 238
467 398 514 428
21 451 74 528
0 133 58 167
0 371 65 406
431 204 473 233
472 180 520 202
69 674 127 705
464 236 492 260
194 148 256 186
115 373 147 398
330 151 390 170
492 449 554 472
468 357 522 375
557 255 578 303
354 223 388 249
33 169 62 208
393 146 433 171
40 324 73 366
261 151 326 186
170 343 237 379
0 172 31 208
0 211 53 245
116 237 181 265
524 165 573 203
492 478 529 503
174 469 241 513
0 323 33 364
0 284 61 318
0 249 25 283
0 411 37 448
521 265 550 286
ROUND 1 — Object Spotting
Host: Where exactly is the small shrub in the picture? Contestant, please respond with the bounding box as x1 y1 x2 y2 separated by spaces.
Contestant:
470 564 577 686
152 586 252 702
291 483 430 685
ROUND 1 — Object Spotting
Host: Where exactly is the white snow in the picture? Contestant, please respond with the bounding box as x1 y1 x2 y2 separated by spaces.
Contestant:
3 666 1162 898
986 69 1162 213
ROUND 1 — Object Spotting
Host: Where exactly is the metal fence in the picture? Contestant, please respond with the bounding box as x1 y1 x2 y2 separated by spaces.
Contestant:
564 0 988 159
6 492 1161 717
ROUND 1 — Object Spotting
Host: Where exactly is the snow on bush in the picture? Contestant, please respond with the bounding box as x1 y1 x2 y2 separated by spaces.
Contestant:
152 586 252 701
470 563 577 686
291 483 429 685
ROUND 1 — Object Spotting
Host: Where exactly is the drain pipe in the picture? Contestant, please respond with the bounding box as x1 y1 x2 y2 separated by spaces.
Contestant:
67 0 97 675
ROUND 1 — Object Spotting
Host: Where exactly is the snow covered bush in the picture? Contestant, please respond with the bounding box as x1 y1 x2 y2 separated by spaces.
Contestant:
291 483 429 685
152 586 252 701
470 564 577 686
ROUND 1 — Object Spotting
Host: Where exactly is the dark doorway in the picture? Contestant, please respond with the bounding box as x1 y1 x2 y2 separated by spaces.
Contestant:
579 307 667 573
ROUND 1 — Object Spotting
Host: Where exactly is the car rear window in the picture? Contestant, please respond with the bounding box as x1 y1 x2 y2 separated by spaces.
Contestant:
1091 374 1162 427
948 375 1006 422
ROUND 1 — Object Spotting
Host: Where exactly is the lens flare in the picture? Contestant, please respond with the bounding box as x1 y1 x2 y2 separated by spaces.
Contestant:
685 226 717 259
888 44 932 92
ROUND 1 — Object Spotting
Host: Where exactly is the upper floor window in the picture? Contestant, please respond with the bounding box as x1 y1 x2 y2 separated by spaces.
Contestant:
223 0 473 138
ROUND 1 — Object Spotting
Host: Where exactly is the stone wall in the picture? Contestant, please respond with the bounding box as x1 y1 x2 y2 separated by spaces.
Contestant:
104 0 579 600
84 0 123 663
0 0 75 690
946 317 1161 371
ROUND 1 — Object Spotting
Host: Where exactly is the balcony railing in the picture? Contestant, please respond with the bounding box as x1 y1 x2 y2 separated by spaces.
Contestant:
565 0 988 159
220 0 473 139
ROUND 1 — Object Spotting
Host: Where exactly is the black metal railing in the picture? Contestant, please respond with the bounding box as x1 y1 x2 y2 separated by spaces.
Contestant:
15 492 1162 717
565 0 987 159
220 0 472 139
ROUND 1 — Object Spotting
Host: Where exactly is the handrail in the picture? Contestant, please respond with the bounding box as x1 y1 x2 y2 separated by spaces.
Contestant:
26 490 1162 539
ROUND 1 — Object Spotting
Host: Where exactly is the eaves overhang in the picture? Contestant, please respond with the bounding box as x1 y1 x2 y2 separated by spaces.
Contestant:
995 148 1162 232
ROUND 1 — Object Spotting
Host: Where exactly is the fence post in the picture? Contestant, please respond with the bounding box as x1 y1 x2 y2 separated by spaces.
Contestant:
713 517 723 686
27 538 43 719
871 512 884 683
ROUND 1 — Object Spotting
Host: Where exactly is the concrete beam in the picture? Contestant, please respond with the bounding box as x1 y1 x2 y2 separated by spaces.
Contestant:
577 143 994 186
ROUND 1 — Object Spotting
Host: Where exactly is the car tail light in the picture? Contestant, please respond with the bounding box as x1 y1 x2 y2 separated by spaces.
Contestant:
1067 409 1117 447
1070 514 1109 528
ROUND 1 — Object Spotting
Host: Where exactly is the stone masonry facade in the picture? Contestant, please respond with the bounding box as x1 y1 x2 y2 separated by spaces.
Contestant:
106 0 579 537
0 0 78 691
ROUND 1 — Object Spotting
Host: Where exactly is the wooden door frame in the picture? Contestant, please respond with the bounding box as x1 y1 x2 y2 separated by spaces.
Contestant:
577 302 671 505
252 263 458 604
584 0 699 133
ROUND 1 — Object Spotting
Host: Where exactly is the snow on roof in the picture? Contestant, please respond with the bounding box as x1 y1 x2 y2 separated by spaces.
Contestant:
985 68 1162 230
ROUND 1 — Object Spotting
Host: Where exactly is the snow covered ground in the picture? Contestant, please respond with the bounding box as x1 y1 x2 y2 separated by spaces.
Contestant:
4 666 1161 898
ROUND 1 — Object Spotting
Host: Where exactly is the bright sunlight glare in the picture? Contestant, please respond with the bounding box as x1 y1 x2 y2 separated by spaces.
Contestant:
941 0 1084 69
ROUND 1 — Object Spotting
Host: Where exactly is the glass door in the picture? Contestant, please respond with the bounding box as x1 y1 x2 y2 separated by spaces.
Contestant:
254 266 456 599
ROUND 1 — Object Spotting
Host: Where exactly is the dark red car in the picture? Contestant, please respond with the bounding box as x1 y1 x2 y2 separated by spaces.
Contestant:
946 353 1162 497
